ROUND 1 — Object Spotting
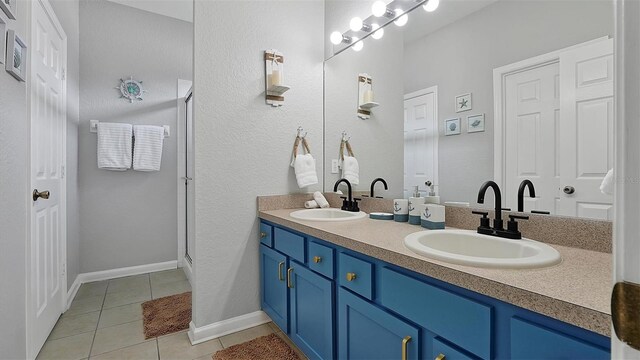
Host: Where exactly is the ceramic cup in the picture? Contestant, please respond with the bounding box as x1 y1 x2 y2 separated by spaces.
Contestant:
408 197 425 225
420 203 445 230
393 199 409 222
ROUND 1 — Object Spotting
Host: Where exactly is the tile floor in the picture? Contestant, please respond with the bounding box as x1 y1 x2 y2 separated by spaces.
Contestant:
37 269 305 360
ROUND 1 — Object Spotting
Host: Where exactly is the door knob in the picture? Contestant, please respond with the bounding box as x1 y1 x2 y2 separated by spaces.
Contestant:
346 272 357 282
313 256 322 263
563 185 575 195
32 189 50 201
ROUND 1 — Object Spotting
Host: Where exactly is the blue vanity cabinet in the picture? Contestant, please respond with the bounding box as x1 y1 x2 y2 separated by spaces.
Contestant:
259 244 289 333
338 287 420 360
289 261 335 360
259 221 611 360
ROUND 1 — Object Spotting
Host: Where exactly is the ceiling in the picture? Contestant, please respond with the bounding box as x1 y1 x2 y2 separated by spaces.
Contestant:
402 0 499 44
105 0 193 23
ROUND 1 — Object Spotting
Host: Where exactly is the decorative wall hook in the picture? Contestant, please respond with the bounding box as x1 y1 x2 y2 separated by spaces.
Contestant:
264 49 290 107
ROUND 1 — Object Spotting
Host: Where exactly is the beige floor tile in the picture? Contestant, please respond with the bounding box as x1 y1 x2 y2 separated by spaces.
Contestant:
75 281 108 300
107 274 150 294
89 340 158 360
273 330 308 360
151 279 191 299
150 269 186 286
49 311 100 340
98 302 143 328
65 295 104 317
157 331 223 360
91 320 147 356
268 321 284 333
37 332 94 360
103 286 151 309
218 324 274 348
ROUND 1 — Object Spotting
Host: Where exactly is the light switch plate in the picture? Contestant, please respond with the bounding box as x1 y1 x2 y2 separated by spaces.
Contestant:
331 159 339 174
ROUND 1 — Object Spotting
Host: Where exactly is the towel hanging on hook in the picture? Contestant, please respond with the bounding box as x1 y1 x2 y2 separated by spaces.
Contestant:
291 128 318 188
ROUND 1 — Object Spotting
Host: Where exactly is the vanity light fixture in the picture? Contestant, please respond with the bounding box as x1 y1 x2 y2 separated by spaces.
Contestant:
351 37 364 52
330 31 353 45
423 0 440 12
372 1 395 18
394 8 409 26
350 17 373 32
371 23 384 40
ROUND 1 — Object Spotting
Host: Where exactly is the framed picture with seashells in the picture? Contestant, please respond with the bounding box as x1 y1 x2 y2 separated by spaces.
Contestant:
444 118 461 136
467 114 485 133
6 29 27 82
0 0 16 20
0 17 5 66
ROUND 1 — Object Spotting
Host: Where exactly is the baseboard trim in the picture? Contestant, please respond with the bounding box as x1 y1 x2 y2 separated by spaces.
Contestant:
66 276 82 310
65 260 179 307
182 257 193 285
79 260 178 283
188 311 271 345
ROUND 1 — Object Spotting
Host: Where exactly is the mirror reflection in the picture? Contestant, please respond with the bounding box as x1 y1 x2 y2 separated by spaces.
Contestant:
324 0 614 220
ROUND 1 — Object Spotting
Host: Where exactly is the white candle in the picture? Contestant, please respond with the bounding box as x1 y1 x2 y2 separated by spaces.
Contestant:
271 70 281 86
363 89 374 103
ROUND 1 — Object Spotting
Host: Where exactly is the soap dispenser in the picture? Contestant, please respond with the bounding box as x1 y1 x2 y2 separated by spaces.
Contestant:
408 185 425 225
424 181 440 204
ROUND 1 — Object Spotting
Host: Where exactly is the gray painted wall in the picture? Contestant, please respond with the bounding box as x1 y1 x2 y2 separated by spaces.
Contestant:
78 0 192 272
404 0 613 204
50 0 81 291
324 24 404 198
193 0 324 327
0 1 28 357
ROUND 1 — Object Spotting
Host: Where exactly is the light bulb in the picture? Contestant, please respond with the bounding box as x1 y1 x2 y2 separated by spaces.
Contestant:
394 8 408 26
351 37 363 52
371 1 387 17
423 0 440 12
330 31 344 45
371 23 384 40
350 17 363 31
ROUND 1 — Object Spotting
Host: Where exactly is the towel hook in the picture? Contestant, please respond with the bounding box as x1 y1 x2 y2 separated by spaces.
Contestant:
342 131 350 142
297 126 307 139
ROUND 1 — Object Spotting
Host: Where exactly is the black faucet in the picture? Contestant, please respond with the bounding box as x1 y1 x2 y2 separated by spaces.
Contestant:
517 180 536 212
476 180 528 239
477 181 504 231
370 178 388 198
334 178 360 212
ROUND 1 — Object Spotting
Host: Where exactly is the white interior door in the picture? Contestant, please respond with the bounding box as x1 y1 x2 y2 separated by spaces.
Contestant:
29 0 67 357
558 39 614 220
504 62 560 214
185 91 195 264
404 87 438 197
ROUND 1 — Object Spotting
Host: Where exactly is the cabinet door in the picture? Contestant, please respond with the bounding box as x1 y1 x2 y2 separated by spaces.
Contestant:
260 245 289 332
338 288 419 360
290 261 334 360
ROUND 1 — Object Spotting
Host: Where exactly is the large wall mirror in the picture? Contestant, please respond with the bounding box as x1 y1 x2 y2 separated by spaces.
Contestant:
323 0 614 220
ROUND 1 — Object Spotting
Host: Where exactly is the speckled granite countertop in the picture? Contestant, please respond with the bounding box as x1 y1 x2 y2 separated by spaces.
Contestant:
259 208 612 337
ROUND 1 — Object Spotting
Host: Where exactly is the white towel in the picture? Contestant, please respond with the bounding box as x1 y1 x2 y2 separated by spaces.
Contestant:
294 153 318 188
313 191 330 208
133 125 164 171
304 200 320 209
342 155 360 185
97 122 132 171
600 168 614 195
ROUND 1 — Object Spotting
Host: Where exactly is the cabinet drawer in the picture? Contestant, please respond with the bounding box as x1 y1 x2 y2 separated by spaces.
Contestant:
274 228 305 262
259 223 273 247
380 267 492 359
510 317 609 359
307 241 334 279
432 338 478 360
338 252 373 300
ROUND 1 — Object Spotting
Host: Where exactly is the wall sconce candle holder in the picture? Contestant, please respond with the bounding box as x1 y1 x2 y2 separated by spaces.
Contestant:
264 49 290 107
357 73 379 119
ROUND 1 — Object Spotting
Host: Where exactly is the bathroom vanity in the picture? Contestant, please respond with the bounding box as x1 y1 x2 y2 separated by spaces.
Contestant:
258 209 610 360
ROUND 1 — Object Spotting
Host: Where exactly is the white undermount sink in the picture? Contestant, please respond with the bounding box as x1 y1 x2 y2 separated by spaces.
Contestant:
404 229 561 269
290 208 367 222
